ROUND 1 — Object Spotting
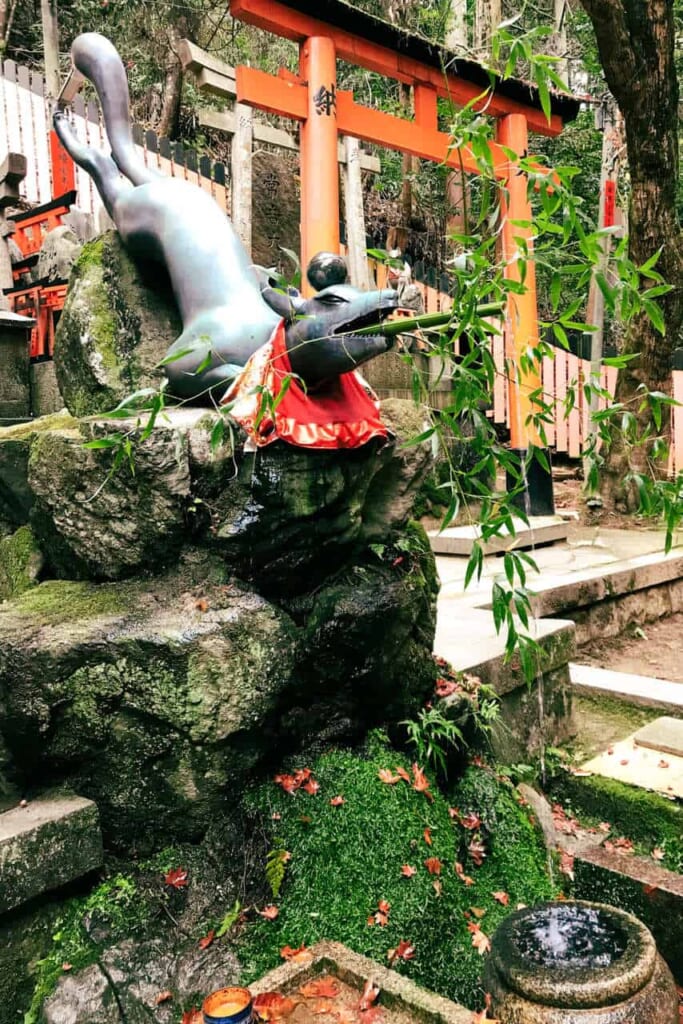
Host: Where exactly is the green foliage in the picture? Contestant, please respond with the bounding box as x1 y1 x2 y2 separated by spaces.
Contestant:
237 737 553 1008
24 873 154 1024
401 705 466 778
265 844 290 899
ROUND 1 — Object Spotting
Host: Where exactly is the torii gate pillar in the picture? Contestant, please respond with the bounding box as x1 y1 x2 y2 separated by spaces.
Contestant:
299 36 340 278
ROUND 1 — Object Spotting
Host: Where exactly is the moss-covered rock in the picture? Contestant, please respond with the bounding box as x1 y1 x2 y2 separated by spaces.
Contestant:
0 411 77 527
53 233 181 417
0 524 43 600
0 545 436 851
238 737 553 1008
28 414 193 579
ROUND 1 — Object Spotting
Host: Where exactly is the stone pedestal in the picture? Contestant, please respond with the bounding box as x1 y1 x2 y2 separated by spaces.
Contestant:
0 312 34 423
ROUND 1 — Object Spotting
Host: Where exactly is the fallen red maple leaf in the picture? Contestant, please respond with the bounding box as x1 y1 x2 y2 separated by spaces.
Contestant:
468 838 487 866
253 992 298 1020
467 922 491 955
165 867 188 889
302 778 320 795
460 812 483 831
492 891 509 906
395 766 411 783
423 827 433 846
299 977 340 999
280 944 311 963
411 764 433 801
378 769 401 785
358 978 380 1011
401 864 417 878
455 861 475 886
359 1007 383 1024
448 807 461 821
198 929 215 950
182 1010 203 1024
470 992 500 1022
257 905 280 920
330 795 345 806
558 849 575 880
435 677 459 698
470 906 487 919
658 759 670 769
274 773 299 795
388 939 416 964
195 598 209 612
155 991 173 1005
424 857 442 875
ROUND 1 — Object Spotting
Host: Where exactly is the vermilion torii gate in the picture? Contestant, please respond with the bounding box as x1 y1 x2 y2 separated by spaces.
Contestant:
231 0 580 515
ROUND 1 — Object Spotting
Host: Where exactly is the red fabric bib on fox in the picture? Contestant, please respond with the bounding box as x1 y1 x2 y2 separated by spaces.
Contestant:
222 321 388 449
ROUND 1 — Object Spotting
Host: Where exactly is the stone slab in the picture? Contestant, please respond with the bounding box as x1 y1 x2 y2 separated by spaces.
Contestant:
633 716 683 757
428 515 569 556
0 795 102 913
569 663 683 714
573 845 683 983
435 607 575 693
581 733 683 800
251 940 472 1023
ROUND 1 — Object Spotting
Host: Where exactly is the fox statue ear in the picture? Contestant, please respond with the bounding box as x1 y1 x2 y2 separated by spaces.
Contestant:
260 286 307 321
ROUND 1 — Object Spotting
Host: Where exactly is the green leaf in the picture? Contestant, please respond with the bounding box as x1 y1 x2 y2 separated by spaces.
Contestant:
215 900 242 938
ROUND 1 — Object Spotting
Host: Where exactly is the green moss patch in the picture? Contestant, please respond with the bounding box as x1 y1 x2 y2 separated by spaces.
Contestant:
551 771 683 872
0 525 42 601
237 736 552 1008
8 578 129 625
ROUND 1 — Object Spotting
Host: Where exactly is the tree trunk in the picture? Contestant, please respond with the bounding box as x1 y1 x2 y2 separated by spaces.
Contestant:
444 0 468 241
474 0 501 56
157 21 186 139
0 0 16 52
580 0 683 508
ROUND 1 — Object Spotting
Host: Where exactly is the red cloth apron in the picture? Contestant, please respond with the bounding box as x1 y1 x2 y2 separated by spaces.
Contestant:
222 320 388 449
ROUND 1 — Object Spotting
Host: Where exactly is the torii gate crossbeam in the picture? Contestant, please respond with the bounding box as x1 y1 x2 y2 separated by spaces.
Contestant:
231 0 581 516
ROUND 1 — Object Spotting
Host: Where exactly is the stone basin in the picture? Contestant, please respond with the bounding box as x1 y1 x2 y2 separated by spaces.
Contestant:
482 900 678 1023
248 941 472 1024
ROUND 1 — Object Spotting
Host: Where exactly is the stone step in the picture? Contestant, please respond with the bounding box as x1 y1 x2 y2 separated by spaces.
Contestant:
0 795 102 913
428 515 569 557
580 730 683 800
574 845 683 984
570 662 683 714
633 716 683 758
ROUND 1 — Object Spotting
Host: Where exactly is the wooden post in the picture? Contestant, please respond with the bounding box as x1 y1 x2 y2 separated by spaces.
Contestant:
40 0 60 99
299 36 339 292
231 102 253 255
341 135 370 289
497 113 554 515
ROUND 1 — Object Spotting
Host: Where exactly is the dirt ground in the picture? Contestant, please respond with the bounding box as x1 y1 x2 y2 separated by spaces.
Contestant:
579 614 683 683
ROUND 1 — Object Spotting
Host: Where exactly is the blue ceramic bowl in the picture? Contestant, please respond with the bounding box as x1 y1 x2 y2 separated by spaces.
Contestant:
203 986 253 1024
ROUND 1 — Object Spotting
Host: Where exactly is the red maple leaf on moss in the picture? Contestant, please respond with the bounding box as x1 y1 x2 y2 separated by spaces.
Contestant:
411 764 433 801
424 857 442 875
198 929 215 949
164 867 188 888
387 939 415 964
280 944 311 963
182 1010 203 1024
401 864 417 878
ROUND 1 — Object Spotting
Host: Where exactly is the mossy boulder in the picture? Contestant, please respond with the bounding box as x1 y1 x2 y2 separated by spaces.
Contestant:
53 232 181 417
0 546 436 850
0 411 77 527
0 524 43 601
24 401 433 589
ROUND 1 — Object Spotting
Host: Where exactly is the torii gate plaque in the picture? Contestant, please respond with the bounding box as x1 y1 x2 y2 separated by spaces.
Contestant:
231 0 580 515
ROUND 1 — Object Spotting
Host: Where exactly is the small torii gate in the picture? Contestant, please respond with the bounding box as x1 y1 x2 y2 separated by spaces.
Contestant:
230 0 580 515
